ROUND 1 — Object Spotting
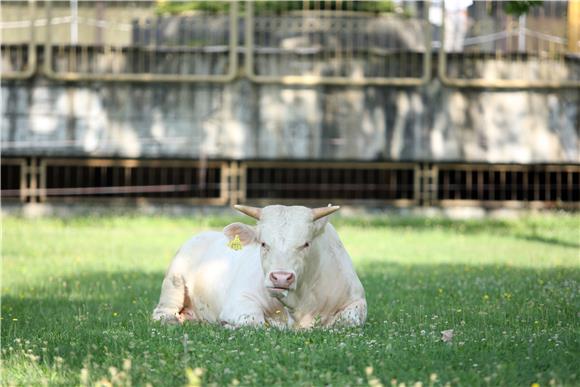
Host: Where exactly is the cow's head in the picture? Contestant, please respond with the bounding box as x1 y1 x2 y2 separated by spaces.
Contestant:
223 204 340 299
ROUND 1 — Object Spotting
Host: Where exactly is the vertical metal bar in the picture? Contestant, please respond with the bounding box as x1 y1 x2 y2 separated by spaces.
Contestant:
490 169 495 201
523 167 529 203
220 162 229 204
238 162 247 205
500 169 506 201
20 160 28 203
443 169 449 200
556 170 562 202
510 170 516 201
533 170 539 201
466 166 472 200
431 164 439 204
28 158 38 203
38 158 46 203
125 167 131 198
478 169 483 201
545 170 550 201
567 170 572 203
414 164 422 206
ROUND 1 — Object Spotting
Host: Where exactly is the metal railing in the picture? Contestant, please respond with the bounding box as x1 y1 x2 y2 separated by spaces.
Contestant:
432 163 580 208
438 0 580 88
2 1 580 88
0 0 36 79
245 1 432 85
0 158 27 202
238 160 420 206
43 1 239 82
2 157 578 209
29 158 229 205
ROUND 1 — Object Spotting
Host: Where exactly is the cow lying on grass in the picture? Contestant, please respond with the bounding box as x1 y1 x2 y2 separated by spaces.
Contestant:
153 204 366 329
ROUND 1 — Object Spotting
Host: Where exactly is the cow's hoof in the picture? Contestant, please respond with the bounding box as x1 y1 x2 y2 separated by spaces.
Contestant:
152 311 182 325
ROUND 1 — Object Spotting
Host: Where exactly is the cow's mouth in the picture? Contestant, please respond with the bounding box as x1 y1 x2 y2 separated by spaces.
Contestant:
267 286 290 298
268 286 290 292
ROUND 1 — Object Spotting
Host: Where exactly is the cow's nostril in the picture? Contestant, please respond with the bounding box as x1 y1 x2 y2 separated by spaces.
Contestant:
269 272 278 282
287 273 295 283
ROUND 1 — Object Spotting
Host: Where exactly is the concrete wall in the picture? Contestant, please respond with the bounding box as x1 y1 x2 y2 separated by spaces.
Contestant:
2 73 579 163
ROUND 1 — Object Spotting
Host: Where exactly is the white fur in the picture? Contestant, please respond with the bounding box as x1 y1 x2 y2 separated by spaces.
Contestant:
152 205 367 329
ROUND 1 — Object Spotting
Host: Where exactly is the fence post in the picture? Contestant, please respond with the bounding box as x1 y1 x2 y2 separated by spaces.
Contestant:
569 0 580 53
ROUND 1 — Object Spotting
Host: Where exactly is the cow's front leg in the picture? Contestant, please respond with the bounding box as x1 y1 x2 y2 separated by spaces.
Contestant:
153 274 191 324
219 297 265 328
330 299 367 327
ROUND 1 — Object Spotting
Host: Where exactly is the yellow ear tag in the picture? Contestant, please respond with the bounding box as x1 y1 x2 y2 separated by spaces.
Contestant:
228 235 243 251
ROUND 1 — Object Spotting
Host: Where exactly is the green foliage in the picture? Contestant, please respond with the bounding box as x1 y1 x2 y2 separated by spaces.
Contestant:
2 213 579 386
503 1 543 16
155 1 229 15
155 1 395 15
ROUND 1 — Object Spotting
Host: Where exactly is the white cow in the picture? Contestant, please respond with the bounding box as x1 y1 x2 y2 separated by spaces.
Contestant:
152 205 366 329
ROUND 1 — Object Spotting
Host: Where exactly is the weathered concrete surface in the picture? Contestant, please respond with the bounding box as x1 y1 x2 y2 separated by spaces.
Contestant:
1 75 579 162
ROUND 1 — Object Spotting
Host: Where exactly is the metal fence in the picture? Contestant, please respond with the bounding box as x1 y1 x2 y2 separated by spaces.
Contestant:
43 1 239 82
432 163 580 208
438 0 580 88
0 0 36 79
2 157 578 209
244 1 432 85
3 1 578 87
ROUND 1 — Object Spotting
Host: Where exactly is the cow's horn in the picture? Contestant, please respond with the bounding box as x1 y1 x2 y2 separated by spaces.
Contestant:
234 205 262 220
312 205 340 221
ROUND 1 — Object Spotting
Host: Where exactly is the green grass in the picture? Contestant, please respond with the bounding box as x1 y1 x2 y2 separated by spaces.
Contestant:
1 213 579 386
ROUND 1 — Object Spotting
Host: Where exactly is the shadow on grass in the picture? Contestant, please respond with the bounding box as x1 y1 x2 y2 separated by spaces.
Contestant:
515 234 580 249
2 262 579 385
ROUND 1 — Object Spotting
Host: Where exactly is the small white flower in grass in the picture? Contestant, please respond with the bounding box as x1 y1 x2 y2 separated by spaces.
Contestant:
80 367 89 387
441 329 454 343
185 367 204 387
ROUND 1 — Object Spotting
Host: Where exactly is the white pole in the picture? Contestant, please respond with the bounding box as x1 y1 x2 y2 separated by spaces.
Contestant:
70 0 78 45
518 14 526 52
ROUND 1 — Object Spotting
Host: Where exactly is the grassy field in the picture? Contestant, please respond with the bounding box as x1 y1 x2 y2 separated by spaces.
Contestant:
1 213 579 386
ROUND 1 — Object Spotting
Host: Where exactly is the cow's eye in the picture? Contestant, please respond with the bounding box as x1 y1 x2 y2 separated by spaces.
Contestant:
303 242 310 248
260 242 267 248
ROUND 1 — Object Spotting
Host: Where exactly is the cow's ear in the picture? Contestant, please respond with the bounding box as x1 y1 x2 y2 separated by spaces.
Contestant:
313 217 329 237
223 222 257 245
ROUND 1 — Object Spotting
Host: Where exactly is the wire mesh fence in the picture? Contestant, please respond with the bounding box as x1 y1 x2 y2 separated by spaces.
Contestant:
438 0 580 87
245 0 432 85
1 0 579 87
0 0 36 79
42 1 239 82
